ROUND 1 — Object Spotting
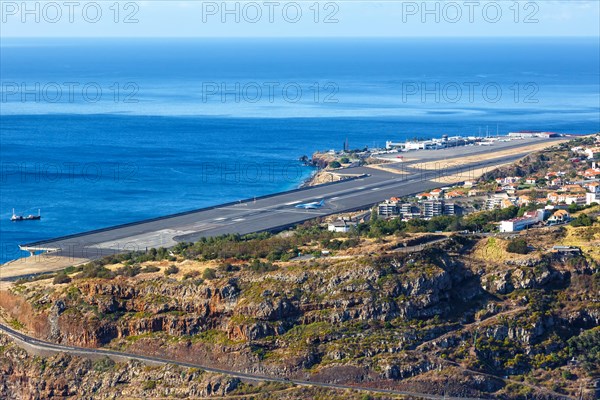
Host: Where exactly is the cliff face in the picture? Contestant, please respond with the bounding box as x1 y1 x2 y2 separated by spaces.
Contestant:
2 235 599 399
39 248 474 349
0 334 240 400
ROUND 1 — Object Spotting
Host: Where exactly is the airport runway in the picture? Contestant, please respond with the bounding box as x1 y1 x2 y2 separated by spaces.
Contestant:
13 146 537 262
379 137 564 163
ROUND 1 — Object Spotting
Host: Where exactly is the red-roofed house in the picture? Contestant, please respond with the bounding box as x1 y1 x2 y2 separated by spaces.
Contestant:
445 190 463 199
583 168 600 178
548 209 570 224
430 188 443 198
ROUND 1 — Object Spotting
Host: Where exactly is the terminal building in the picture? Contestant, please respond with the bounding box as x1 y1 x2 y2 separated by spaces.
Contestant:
507 131 559 139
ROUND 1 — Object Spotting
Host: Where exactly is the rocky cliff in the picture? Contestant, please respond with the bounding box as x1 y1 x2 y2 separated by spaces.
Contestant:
1 234 598 399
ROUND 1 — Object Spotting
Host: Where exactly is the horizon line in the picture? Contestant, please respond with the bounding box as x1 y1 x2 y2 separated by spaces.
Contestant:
2 35 599 39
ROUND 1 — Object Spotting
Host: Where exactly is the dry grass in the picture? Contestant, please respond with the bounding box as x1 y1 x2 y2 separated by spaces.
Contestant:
559 224 600 262
430 163 513 184
407 140 568 171
470 236 539 265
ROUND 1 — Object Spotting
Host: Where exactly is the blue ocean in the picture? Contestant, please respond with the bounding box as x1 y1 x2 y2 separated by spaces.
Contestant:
1 38 599 263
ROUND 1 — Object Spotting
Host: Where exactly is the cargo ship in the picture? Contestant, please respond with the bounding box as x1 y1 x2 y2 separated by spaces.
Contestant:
11 209 41 221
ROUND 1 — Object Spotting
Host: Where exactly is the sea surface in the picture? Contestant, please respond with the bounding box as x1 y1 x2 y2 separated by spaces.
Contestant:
1 38 599 263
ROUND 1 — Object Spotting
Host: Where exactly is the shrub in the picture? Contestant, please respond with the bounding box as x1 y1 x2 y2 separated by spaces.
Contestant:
93 357 115 372
567 327 600 372
76 264 115 280
507 238 528 254
183 270 200 279
562 370 575 380
141 265 160 273
248 259 279 273
570 213 596 227
340 157 350 164
329 161 341 168
202 268 217 280
53 273 72 285
142 380 157 390
164 265 179 276
218 263 240 273
115 264 141 277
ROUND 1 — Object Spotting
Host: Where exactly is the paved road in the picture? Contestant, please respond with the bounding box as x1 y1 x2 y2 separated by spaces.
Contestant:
0 321 483 400
12 146 536 263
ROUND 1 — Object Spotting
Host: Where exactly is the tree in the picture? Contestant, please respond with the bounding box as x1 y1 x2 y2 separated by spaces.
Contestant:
568 203 581 214
570 213 596 227
370 206 379 222
340 157 350 164
329 161 341 169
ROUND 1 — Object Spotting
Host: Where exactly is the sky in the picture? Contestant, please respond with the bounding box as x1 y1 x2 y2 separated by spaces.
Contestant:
0 0 599 38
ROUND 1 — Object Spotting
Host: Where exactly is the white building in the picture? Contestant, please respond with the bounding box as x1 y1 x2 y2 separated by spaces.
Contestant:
378 200 400 218
422 201 443 218
499 210 544 232
328 220 356 233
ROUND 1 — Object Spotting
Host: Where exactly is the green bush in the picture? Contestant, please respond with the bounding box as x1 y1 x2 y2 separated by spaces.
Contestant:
76 264 115 280
219 263 240 272
142 380 157 390
93 357 115 372
115 264 141 277
202 268 217 280
183 270 200 279
562 370 575 380
164 265 179 276
507 238 528 254
247 259 279 273
570 213 596 227
52 273 72 285
141 265 160 273
329 161 341 168
567 327 600 373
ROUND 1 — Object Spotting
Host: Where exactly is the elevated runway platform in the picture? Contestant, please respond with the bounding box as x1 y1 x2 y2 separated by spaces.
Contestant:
1 137 566 282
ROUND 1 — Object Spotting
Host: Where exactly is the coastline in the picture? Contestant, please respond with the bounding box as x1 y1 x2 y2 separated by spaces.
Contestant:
300 168 345 188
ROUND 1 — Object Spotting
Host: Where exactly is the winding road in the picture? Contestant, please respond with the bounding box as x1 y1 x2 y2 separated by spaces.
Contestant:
0 321 486 400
